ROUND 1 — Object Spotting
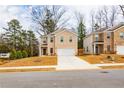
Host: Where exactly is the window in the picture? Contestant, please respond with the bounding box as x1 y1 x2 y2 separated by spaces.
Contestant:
43 37 47 43
50 37 53 42
120 32 124 39
60 36 64 42
95 34 98 41
43 40 46 43
107 32 111 39
50 48 53 53
69 36 72 42
107 45 110 51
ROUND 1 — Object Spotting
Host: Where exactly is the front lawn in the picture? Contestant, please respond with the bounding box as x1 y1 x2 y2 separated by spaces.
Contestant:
78 54 124 64
0 56 57 67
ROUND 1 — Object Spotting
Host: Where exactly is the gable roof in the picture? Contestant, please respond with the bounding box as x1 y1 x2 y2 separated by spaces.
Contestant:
107 22 124 31
84 22 124 39
47 28 78 36
84 27 107 38
94 27 107 33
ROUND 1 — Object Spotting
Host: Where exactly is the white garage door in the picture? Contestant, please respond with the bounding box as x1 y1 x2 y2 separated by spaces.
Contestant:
57 48 75 56
117 46 124 55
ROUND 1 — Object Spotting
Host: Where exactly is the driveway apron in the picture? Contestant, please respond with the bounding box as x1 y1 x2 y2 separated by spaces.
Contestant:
56 56 100 70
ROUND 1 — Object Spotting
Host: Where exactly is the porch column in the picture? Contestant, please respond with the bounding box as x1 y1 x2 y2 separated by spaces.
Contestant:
93 44 96 54
38 37 42 56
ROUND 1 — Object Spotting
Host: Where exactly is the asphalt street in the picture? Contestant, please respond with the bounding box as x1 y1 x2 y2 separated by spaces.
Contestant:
0 69 124 88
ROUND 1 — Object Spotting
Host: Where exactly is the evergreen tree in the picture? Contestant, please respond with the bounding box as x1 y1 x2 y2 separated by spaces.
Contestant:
3 19 22 50
27 30 38 56
3 19 39 57
78 21 86 48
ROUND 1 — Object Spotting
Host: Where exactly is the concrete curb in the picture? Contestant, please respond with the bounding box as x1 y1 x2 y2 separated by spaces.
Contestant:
0 65 57 70
93 63 124 66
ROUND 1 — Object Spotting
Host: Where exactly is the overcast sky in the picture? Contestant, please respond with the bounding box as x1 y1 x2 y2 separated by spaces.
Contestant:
0 5 123 35
0 6 32 33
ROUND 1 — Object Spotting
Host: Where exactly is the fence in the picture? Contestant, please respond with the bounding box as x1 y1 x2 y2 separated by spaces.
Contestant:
78 49 83 56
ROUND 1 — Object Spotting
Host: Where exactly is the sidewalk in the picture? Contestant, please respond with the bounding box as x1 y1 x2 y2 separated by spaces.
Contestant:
0 65 57 70
0 63 124 70
93 63 124 66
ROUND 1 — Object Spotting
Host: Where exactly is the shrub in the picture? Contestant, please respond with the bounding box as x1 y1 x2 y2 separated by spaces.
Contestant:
0 44 10 53
10 49 17 60
16 51 23 59
106 55 115 61
22 50 28 58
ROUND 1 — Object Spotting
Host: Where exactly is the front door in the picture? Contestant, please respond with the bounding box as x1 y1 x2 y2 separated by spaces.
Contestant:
96 46 99 55
43 49 46 55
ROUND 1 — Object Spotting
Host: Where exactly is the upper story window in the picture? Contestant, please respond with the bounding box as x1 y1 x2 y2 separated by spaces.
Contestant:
69 36 72 42
95 34 99 41
60 36 64 42
50 37 53 42
107 32 111 39
42 37 47 43
120 32 124 39
43 40 46 43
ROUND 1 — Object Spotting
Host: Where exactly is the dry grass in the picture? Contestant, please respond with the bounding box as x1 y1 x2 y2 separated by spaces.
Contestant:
0 68 55 73
79 55 105 64
79 54 124 64
100 66 124 69
0 59 9 65
0 56 57 67
115 55 124 63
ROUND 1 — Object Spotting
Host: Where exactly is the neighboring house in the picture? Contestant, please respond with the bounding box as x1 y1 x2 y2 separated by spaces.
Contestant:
40 28 78 56
84 23 124 55
83 34 94 54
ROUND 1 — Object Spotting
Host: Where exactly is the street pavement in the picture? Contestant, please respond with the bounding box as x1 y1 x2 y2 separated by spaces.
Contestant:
0 69 124 88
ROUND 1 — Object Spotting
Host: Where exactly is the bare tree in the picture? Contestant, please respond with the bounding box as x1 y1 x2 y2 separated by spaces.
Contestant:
109 6 118 27
101 6 109 28
89 5 119 32
119 5 124 18
95 9 103 28
31 5 68 35
75 12 85 24
90 10 95 32
95 6 118 28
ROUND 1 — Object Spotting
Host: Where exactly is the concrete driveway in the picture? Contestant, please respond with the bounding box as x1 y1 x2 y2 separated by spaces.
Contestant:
56 56 100 70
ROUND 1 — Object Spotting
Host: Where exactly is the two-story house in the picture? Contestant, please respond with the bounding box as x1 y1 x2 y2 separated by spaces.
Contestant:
84 23 124 55
40 28 78 56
